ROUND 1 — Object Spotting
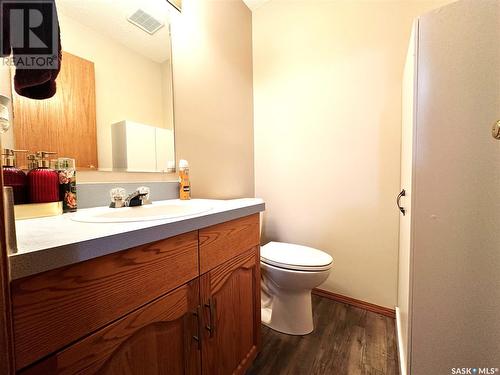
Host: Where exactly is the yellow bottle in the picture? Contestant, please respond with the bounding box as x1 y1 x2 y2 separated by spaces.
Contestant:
179 159 191 200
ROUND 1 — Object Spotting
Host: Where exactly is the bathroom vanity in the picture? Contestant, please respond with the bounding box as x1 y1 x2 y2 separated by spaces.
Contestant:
8 199 264 374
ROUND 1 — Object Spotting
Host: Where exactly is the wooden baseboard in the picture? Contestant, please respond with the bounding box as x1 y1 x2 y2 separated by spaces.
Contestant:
312 288 396 319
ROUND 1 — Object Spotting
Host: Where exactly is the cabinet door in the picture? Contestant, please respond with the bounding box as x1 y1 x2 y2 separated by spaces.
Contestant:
200 247 261 375
12 51 98 170
12 232 199 370
21 280 201 375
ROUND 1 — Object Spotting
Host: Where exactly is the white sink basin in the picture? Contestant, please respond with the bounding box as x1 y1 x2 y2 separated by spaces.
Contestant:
72 200 213 223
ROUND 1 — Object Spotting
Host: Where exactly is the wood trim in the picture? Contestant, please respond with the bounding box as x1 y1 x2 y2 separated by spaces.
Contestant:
0 134 16 374
253 245 262 353
312 288 396 319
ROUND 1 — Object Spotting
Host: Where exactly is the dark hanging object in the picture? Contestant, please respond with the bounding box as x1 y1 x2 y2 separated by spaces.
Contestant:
0 0 62 100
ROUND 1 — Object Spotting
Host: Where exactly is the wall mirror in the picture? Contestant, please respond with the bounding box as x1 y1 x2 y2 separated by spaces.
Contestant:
5 0 176 173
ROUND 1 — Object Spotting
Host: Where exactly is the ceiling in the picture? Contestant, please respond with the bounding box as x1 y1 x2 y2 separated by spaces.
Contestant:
56 0 173 63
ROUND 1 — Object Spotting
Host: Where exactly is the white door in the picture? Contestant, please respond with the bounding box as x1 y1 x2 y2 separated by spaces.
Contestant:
410 1 500 373
397 20 418 375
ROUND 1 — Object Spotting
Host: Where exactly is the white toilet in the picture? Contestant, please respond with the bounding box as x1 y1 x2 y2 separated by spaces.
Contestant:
260 241 333 335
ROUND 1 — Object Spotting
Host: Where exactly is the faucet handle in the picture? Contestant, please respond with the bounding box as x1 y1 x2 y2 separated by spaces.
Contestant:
137 186 151 205
137 186 150 197
109 187 127 208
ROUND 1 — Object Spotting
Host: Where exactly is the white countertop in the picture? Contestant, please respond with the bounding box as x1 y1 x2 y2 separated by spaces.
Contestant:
10 198 265 280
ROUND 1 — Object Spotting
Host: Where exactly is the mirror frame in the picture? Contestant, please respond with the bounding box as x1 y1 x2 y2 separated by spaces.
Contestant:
167 0 182 12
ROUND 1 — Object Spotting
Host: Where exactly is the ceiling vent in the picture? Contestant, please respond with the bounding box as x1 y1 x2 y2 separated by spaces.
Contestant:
127 9 165 35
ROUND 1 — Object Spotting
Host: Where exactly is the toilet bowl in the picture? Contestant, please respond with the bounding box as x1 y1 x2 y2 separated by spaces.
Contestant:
260 242 333 335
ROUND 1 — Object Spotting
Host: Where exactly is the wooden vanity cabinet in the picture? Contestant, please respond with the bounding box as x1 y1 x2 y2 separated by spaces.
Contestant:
11 232 200 370
21 280 201 375
13 214 261 375
200 247 261 375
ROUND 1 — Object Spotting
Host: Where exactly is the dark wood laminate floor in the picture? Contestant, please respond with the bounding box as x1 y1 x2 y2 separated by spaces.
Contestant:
247 295 399 375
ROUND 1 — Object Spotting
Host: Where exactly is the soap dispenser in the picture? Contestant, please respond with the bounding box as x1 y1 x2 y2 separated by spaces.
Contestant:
28 151 59 203
2 149 28 204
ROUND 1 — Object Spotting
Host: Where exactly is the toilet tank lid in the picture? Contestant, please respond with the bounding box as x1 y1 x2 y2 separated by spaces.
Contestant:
261 242 333 269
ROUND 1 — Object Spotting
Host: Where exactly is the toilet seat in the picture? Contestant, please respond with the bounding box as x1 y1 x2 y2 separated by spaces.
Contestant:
261 242 333 272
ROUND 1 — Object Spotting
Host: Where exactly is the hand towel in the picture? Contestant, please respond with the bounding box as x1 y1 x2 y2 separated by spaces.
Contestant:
0 0 62 100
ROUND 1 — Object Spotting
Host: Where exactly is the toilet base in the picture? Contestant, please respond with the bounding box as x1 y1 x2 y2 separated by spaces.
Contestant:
261 289 314 336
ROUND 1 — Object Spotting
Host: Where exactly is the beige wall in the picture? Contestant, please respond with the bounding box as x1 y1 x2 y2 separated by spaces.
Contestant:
161 60 175 138
253 0 449 308
171 0 255 199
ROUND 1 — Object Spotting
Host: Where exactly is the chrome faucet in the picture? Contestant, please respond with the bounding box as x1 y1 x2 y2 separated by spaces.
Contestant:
124 189 149 207
110 186 151 208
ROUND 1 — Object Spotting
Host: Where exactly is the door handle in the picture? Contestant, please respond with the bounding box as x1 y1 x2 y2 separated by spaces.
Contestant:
397 189 406 216
192 305 202 350
204 298 216 337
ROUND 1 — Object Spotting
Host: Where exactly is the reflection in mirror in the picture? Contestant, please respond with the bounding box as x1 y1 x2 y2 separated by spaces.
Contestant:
5 0 175 173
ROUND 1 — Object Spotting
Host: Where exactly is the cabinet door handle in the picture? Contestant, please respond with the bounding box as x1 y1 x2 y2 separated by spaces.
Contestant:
192 305 202 350
204 298 216 337
397 189 406 216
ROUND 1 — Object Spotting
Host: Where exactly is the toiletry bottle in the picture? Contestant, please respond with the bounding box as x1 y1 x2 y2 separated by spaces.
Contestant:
28 151 59 203
55 158 77 212
179 159 191 200
2 149 28 204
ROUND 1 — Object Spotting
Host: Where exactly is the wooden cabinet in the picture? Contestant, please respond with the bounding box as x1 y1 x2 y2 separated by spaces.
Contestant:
12 215 261 375
11 232 199 370
96 280 200 375
22 281 201 375
199 214 260 274
12 51 98 170
200 247 261 375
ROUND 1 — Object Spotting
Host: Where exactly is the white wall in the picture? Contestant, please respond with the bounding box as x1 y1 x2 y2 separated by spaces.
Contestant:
171 0 255 199
253 0 449 307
